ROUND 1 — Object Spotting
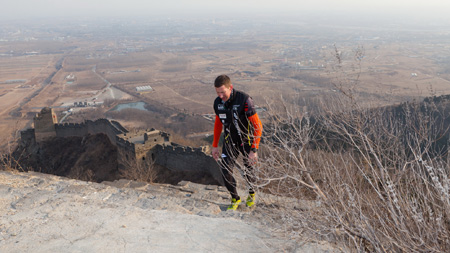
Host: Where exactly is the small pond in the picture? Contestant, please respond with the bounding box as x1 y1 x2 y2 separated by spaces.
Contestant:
111 102 148 111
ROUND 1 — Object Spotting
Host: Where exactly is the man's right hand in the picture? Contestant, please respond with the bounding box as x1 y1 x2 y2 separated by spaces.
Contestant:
212 147 220 161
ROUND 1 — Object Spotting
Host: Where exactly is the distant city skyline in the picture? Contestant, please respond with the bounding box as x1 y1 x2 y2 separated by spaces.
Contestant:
1 0 449 26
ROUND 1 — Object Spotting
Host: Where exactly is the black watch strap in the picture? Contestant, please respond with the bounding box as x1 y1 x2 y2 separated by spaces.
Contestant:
251 148 258 153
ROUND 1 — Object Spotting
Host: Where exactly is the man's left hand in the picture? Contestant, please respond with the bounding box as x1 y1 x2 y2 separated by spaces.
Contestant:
248 151 258 165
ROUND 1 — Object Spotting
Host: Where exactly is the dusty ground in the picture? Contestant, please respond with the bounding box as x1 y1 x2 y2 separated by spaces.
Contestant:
0 170 338 252
0 54 59 146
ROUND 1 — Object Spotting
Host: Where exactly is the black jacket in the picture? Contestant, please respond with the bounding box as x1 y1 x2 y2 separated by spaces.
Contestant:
213 89 256 145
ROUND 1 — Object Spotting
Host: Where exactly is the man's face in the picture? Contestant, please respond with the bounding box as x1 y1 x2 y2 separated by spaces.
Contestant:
215 85 233 102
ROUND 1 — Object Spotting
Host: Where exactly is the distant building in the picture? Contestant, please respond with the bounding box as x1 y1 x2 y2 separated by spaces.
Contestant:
136 85 153 93
65 74 76 84
0 79 27 84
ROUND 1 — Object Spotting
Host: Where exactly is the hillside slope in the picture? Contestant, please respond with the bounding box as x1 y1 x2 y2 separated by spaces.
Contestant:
0 170 338 252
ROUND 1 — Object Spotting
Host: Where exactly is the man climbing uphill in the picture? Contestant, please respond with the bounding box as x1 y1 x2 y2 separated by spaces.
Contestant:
211 74 263 210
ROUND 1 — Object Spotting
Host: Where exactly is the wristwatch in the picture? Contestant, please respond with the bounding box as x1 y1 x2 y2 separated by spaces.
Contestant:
251 148 258 153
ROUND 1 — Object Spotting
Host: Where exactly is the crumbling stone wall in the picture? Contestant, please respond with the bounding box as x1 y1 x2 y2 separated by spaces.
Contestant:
55 123 88 139
19 129 35 148
23 108 221 186
116 129 171 162
152 144 223 185
115 136 136 169
55 119 126 146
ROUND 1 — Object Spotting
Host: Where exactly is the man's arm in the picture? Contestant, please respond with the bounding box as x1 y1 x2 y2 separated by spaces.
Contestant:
247 113 262 163
244 97 262 150
248 113 262 150
212 115 223 160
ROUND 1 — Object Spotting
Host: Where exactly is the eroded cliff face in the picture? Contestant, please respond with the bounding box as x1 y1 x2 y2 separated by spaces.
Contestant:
14 133 119 182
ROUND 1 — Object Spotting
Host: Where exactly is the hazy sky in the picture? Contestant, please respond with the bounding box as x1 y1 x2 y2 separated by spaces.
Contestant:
1 0 449 24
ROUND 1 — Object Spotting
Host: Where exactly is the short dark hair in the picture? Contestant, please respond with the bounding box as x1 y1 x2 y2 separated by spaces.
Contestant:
214 74 231 88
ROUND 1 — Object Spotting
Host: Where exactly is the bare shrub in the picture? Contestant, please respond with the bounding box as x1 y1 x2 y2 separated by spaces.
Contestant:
321 96 448 252
254 47 450 251
119 154 157 184
256 98 327 200
0 126 26 172
258 93 449 251
0 151 25 172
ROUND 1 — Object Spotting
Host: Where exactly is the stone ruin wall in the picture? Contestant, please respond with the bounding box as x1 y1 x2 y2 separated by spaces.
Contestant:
34 108 58 142
152 144 223 185
55 119 125 146
54 119 143 169
19 129 35 148
115 136 136 154
135 131 170 158
115 136 137 169
54 122 88 139
115 129 171 162
25 108 222 186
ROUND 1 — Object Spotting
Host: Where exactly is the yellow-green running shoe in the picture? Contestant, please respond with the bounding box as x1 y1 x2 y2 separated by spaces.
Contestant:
246 193 255 207
227 198 241 211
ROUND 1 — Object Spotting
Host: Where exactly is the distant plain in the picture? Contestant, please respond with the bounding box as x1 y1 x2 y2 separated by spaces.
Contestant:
1 17 450 146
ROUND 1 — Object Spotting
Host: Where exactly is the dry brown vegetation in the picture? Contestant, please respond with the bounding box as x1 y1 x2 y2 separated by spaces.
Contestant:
254 93 450 252
236 50 450 251
118 151 157 184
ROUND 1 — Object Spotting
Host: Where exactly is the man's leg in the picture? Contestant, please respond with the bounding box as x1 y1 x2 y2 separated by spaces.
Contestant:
241 144 257 194
241 144 257 207
219 143 240 200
